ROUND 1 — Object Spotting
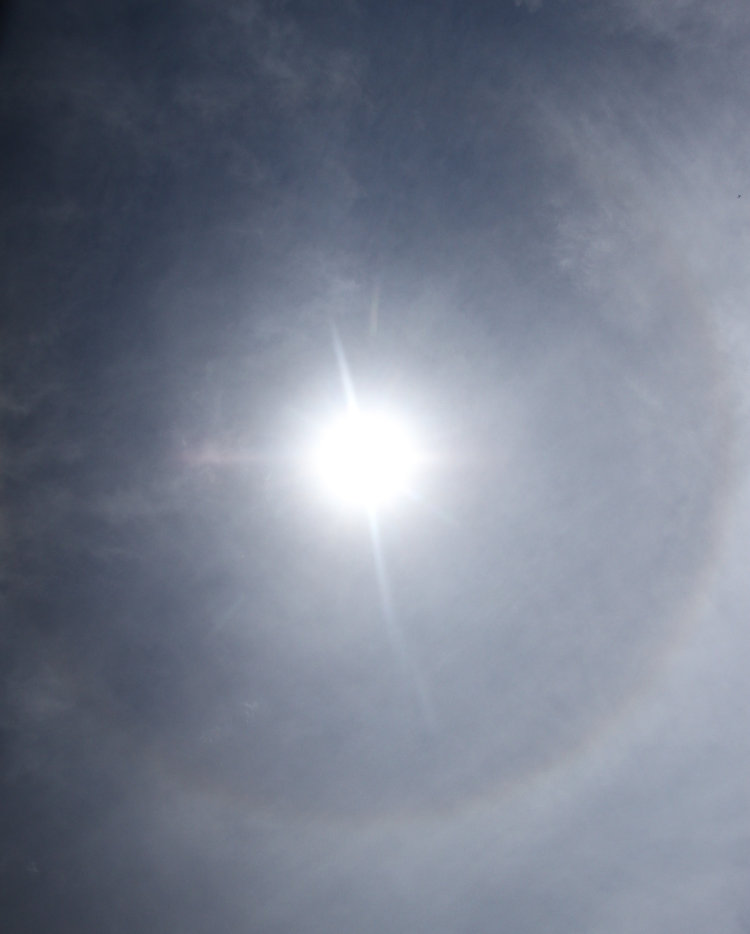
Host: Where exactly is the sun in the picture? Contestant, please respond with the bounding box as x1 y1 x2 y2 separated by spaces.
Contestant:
312 408 420 510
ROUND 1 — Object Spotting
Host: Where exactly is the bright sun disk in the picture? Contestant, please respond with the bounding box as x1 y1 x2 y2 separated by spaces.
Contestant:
312 409 419 510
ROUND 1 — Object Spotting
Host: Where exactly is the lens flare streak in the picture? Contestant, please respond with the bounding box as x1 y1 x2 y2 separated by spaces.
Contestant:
329 320 437 732
367 506 438 732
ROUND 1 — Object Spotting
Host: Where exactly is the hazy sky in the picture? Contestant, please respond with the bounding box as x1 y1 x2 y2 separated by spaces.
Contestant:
3 1 750 931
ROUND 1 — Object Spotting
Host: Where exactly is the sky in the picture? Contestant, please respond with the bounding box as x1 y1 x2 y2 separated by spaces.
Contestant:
2 0 750 931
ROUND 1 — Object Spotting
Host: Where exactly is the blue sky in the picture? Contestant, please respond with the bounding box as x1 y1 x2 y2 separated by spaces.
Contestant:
2 1 750 931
